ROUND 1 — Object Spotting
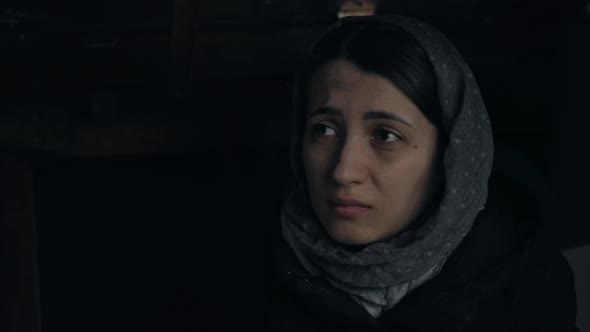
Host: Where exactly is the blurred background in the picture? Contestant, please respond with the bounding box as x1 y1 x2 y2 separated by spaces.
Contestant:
1 0 589 331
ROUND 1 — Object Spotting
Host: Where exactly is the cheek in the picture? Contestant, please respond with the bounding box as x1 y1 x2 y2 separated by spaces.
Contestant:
378 152 434 203
302 141 327 185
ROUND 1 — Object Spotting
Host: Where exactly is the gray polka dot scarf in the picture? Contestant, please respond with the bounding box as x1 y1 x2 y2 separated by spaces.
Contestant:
281 15 494 317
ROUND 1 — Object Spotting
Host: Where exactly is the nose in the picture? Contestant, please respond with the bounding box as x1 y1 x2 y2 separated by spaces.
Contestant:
331 137 368 187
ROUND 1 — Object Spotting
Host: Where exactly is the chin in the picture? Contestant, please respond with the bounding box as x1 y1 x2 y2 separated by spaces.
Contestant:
323 222 381 246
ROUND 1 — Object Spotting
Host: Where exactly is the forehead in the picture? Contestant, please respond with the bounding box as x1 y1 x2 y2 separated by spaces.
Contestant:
306 60 421 118
308 60 389 95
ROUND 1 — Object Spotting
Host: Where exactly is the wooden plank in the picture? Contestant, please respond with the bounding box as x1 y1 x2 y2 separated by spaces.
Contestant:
0 158 41 332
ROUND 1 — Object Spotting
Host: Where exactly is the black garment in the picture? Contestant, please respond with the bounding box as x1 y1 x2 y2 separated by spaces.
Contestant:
268 171 578 332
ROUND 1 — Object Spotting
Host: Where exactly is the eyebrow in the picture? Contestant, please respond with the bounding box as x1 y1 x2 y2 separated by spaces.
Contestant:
309 107 415 130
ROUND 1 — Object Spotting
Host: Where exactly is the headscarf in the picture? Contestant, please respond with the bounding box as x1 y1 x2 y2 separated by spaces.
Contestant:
281 15 494 317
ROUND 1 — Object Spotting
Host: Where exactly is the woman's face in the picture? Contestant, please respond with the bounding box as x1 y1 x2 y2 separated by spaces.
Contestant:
302 60 441 245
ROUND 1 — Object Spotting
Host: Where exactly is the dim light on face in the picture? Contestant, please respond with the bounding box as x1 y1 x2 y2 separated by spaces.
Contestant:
302 60 441 245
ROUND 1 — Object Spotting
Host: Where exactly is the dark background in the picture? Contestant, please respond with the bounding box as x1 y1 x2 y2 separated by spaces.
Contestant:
1 0 589 331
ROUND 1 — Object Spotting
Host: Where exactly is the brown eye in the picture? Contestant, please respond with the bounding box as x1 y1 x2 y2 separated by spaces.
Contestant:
372 128 400 144
311 123 337 139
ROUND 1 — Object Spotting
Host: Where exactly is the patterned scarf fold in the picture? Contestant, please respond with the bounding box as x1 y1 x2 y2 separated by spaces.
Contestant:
281 15 494 317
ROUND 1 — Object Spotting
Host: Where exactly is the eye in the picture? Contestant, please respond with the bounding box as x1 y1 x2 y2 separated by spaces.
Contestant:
372 128 401 144
310 123 337 139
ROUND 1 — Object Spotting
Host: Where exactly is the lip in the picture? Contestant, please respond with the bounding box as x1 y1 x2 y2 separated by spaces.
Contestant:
329 197 372 208
328 197 371 218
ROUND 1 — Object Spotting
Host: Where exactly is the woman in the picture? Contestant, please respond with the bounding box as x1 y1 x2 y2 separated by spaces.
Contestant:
268 15 578 331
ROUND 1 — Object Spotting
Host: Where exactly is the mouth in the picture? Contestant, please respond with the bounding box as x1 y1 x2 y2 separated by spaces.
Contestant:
328 197 372 218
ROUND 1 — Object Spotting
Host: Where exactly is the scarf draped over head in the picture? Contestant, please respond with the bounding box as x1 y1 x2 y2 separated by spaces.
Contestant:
281 15 494 317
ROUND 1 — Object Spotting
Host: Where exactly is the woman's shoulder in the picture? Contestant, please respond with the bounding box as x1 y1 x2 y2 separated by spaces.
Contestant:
464 199 577 331
437 167 578 331
506 244 578 331
379 164 578 331
486 163 578 330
